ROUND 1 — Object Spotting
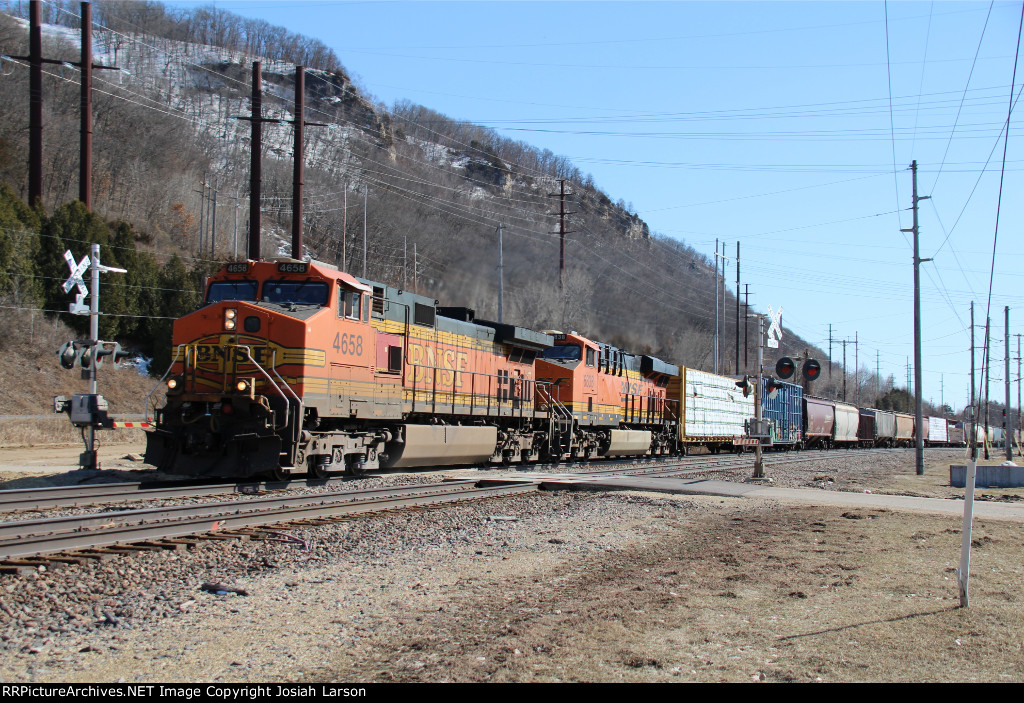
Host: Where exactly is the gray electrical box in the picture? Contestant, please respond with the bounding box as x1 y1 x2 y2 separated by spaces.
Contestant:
67 394 111 428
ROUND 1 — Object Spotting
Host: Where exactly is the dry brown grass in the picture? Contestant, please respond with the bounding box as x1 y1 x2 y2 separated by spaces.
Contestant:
0 307 161 447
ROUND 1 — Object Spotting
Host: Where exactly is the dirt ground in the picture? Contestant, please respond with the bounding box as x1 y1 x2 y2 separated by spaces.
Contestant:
1 447 1022 683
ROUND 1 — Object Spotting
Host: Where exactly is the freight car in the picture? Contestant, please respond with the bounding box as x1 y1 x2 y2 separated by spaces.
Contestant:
833 402 860 447
760 378 802 448
894 412 914 447
803 396 835 448
857 408 896 447
926 415 949 446
667 368 756 454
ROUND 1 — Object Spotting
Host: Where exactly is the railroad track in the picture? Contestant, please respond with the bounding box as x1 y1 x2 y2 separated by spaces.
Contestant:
0 480 538 568
0 447 908 572
0 451 762 513
0 475 354 513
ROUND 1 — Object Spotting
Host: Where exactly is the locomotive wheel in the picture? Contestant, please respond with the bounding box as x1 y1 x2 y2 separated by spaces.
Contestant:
266 465 288 482
344 455 367 477
308 457 331 479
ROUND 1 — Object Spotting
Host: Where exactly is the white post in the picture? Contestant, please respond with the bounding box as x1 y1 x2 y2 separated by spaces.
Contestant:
958 459 977 607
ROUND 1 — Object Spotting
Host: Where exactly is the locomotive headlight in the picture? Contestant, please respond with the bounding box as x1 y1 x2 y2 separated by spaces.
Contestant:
166 375 184 394
224 308 237 330
234 378 255 398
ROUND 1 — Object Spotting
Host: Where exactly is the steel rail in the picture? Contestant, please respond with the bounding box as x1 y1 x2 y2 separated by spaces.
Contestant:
0 452 751 513
0 447 910 513
0 481 538 561
0 475 354 513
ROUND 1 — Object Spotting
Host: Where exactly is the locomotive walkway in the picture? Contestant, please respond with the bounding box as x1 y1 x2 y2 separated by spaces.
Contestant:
481 474 1024 522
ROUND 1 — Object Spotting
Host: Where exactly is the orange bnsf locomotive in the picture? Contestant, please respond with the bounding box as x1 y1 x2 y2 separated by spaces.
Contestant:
144 258 683 479
535 332 678 459
146 258 552 478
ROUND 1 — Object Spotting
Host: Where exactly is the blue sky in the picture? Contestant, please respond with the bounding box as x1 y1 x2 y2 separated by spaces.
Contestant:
167 0 1024 412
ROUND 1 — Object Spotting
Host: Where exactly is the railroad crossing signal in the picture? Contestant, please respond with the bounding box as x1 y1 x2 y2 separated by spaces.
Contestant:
766 304 783 349
62 250 90 315
58 341 131 370
775 357 796 380
802 359 822 381
56 245 128 472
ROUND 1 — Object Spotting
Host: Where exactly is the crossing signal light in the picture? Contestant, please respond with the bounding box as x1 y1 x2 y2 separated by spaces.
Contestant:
56 341 131 369
735 378 751 397
58 341 79 370
775 357 796 380
112 344 131 366
802 359 822 381
765 376 782 395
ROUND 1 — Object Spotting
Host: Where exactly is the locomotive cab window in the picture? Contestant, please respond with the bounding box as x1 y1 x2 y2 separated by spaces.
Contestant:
206 280 258 304
586 348 596 367
540 345 581 361
263 280 328 306
339 290 361 320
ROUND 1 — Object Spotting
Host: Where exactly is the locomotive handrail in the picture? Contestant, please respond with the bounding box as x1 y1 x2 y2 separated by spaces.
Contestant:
408 362 536 419
268 348 304 464
234 345 290 431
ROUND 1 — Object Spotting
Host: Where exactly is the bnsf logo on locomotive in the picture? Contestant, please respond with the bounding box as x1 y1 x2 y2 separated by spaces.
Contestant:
407 341 470 387
194 343 270 365
187 335 324 372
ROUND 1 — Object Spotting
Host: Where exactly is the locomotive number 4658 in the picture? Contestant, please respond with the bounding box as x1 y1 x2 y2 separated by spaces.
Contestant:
333 333 363 356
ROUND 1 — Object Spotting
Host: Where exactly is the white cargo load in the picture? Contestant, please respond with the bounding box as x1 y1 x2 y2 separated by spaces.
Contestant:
682 368 754 439
927 416 948 443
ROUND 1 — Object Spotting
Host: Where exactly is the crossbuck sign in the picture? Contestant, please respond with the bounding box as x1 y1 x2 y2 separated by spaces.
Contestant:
62 250 90 315
766 304 783 349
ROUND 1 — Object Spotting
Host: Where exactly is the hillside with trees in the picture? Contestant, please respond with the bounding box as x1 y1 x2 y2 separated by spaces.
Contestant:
0 0 929 416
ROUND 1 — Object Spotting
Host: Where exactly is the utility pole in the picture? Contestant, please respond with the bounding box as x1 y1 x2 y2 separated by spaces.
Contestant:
753 314 765 479
829 324 833 379
497 223 504 324
362 184 368 278
735 242 740 374
28 0 42 207
548 181 574 290
341 183 347 271
248 62 262 259
1016 333 1022 456
292 65 306 260
842 340 848 401
209 178 217 258
970 302 976 458
714 242 730 374
744 284 750 372
8 2 121 210
901 160 931 475
235 62 282 260
714 238 719 374
288 66 326 260
985 316 991 460
855 331 859 406
1006 307 1013 461
876 350 880 404
195 180 207 254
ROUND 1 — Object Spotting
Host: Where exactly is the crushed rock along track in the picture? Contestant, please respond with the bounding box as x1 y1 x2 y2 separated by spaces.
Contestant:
0 447 1022 683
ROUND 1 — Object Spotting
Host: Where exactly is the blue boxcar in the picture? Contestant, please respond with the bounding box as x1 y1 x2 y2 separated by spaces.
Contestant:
761 378 803 447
